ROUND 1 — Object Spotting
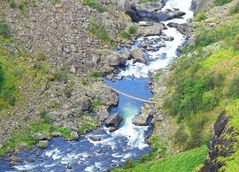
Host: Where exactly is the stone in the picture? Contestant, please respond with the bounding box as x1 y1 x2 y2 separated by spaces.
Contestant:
89 136 101 141
105 113 123 127
109 127 118 132
166 9 186 19
81 98 92 111
9 161 16 166
51 131 61 137
156 115 164 121
37 140 48 149
33 133 47 140
98 109 110 121
132 114 149 126
139 2 163 12
130 48 145 64
9 156 22 163
107 51 128 67
139 23 164 36
27 158 34 162
70 66 76 73
161 36 174 41
17 142 28 149
70 131 79 140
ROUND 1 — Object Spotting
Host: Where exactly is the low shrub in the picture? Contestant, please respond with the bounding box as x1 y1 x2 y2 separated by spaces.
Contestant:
233 34 239 50
53 70 68 83
230 0 239 14
89 20 111 44
195 11 207 21
9 0 17 8
90 71 104 78
0 21 11 37
120 25 137 40
82 0 106 12
214 0 233 6
227 75 239 98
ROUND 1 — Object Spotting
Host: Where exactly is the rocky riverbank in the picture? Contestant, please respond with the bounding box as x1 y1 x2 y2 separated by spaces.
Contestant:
0 0 135 155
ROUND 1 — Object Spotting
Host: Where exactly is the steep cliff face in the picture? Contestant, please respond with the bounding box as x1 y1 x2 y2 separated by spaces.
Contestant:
192 0 214 13
201 110 239 172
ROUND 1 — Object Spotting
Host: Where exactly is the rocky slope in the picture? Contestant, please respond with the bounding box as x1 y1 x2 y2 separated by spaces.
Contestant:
0 0 133 153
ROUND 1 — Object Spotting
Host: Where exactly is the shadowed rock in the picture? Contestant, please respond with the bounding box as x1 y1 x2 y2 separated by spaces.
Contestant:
105 113 123 127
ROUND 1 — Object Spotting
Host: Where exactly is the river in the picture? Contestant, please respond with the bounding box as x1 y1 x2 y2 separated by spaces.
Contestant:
0 0 193 171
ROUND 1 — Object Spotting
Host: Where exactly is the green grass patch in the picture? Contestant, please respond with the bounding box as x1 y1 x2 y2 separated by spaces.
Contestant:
82 0 106 12
0 21 11 38
139 0 157 4
230 0 239 14
90 71 104 78
114 145 208 172
195 11 207 21
78 113 97 134
0 131 36 156
214 0 233 6
120 25 137 40
89 19 112 45
184 16 239 52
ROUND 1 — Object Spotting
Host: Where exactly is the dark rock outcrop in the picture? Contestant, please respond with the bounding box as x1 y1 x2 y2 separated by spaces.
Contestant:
201 111 238 172
89 136 101 141
105 113 123 127
130 48 145 64
126 5 185 23
167 22 193 38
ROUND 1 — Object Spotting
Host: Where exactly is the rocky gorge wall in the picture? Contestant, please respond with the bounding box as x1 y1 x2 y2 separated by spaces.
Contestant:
0 0 132 148
201 111 239 172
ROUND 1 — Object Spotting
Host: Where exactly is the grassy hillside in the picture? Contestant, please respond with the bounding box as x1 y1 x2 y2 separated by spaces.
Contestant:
114 145 207 172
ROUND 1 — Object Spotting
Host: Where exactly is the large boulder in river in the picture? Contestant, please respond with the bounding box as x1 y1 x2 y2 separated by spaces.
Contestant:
165 9 186 19
167 22 193 38
107 51 129 67
105 113 123 127
138 2 163 12
139 23 166 36
89 136 101 141
130 48 145 64
37 140 48 149
132 113 149 126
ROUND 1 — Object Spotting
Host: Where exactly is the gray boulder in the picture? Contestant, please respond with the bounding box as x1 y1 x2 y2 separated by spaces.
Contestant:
105 113 123 127
130 48 145 64
89 136 101 141
37 140 48 149
132 114 149 126
81 98 92 111
109 127 118 132
107 51 128 67
166 9 186 19
98 109 110 121
70 131 79 140
161 35 174 41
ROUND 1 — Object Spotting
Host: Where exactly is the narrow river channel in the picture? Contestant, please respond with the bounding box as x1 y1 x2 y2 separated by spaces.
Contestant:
0 0 193 171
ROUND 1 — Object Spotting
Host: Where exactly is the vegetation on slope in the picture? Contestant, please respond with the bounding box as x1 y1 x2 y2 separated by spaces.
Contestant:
116 1 239 172
113 145 208 172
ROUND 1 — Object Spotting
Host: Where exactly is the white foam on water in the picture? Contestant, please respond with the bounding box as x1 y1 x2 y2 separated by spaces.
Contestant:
95 162 102 169
162 0 194 20
14 164 38 171
85 165 95 172
118 27 185 78
111 104 149 150
45 148 62 160
118 60 149 78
